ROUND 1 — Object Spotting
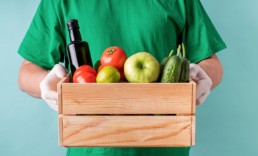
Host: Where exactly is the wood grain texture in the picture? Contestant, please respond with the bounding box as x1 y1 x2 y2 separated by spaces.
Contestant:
59 82 195 115
191 115 196 145
58 81 196 147
192 81 196 114
57 77 69 114
60 115 195 147
58 115 63 146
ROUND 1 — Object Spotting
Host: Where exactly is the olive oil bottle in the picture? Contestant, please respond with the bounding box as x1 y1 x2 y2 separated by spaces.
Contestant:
66 19 93 76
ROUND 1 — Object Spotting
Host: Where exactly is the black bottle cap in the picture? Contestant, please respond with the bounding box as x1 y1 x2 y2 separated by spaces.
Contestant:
67 19 80 30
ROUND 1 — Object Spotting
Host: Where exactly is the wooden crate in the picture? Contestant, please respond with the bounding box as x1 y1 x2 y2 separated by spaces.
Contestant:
58 79 196 147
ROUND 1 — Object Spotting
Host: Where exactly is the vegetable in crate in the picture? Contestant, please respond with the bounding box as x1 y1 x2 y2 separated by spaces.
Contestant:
161 45 182 83
100 46 127 70
158 50 174 81
160 50 174 72
179 43 190 82
73 65 97 83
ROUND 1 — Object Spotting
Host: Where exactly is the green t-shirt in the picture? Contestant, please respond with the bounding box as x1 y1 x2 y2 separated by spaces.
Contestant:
18 0 226 155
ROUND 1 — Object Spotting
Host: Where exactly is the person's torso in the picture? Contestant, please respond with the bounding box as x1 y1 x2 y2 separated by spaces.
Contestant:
54 1 190 155
57 0 186 64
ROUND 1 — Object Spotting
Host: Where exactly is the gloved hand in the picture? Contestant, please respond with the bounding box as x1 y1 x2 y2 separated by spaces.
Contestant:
190 63 212 106
39 64 68 111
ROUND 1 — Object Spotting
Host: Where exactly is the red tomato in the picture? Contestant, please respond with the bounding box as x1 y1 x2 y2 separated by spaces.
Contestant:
100 46 127 70
73 72 96 83
73 65 97 83
74 65 97 76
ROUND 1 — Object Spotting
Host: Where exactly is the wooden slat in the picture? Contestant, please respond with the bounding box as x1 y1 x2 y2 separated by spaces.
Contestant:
192 81 196 114
61 115 195 147
60 82 195 115
191 116 196 145
57 76 69 114
58 115 63 146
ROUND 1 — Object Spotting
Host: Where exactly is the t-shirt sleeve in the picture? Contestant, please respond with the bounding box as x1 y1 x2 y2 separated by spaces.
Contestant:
182 0 227 63
18 0 66 70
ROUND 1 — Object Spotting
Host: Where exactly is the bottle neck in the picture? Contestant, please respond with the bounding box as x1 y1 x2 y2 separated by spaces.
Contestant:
69 28 82 42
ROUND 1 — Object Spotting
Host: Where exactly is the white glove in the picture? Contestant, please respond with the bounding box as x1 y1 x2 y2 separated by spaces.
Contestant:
190 63 212 106
39 64 68 111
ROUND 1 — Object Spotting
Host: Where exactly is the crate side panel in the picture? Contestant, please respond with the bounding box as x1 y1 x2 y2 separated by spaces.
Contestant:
61 83 194 115
61 115 194 147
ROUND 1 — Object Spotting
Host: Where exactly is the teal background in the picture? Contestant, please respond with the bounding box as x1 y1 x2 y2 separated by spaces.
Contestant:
0 0 257 155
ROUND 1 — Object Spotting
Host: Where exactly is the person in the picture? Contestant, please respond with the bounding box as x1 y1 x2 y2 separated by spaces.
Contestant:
17 0 226 156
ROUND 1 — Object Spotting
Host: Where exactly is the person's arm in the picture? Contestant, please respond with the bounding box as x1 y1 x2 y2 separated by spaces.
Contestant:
18 59 68 111
198 54 223 90
190 54 223 105
18 60 48 98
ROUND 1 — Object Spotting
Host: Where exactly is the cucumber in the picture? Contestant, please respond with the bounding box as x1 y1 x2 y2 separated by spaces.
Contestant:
160 50 174 72
179 43 190 82
158 50 174 81
161 45 182 83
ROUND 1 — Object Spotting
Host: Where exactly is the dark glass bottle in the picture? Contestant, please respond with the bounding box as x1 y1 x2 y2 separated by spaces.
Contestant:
66 19 93 76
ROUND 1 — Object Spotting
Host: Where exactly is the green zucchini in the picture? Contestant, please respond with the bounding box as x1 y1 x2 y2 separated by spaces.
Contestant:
161 45 182 83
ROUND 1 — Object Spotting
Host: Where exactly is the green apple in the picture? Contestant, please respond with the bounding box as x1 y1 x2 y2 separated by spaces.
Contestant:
124 52 160 83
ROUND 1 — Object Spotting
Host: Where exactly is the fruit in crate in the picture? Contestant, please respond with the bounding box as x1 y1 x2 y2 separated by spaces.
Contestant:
96 66 121 83
124 52 160 83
